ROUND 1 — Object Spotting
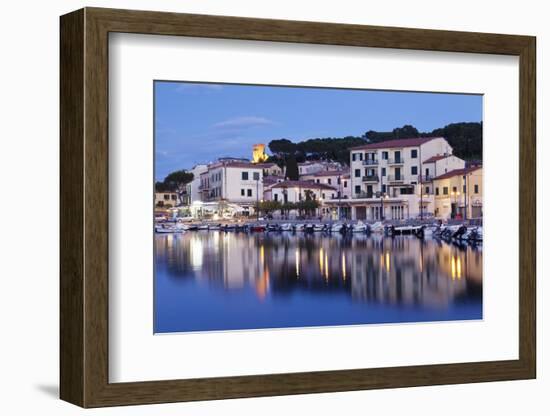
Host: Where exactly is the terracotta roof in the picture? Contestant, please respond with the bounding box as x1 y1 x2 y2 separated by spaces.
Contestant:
423 154 452 164
271 180 337 191
253 162 278 168
350 137 441 151
432 166 481 180
210 161 263 169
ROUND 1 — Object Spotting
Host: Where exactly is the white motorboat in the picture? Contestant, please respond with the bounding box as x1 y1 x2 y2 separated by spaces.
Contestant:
331 223 344 233
370 221 385 233
313 223 326 232
352 221 368 233
197 223 209 231
295 223 306 232
281 223 294 232
155 225 184 234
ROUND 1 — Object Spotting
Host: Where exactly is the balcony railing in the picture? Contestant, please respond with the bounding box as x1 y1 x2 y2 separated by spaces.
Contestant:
388 158 405 165
418 175 434 182
356 192 376 199
362 159 379 166
387 175 404 182
362 175 379 182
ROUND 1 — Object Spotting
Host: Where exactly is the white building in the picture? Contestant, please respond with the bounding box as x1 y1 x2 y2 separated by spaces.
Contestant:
270 180 337 203
297 160 342 176
198 161 264 217
254 162 284 177
300 169 352 200
344 137 462 220
186 164 208 204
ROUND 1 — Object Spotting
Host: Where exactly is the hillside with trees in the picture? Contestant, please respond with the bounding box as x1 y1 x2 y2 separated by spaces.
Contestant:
267 122 482 167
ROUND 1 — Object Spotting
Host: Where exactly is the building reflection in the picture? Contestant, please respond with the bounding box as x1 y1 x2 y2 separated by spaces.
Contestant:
155 232 482 309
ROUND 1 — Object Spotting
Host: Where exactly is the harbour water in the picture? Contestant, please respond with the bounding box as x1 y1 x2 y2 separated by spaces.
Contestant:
154 232 482 333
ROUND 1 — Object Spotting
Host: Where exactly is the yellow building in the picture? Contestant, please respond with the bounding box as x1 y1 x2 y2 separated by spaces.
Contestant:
432 167 482 219
252 144 269 163
155 191 178 208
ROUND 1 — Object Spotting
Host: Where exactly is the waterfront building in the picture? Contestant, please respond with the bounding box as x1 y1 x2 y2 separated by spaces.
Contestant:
155 191 178 208
432 166 483 219
300 169 352 200
344 136 462 220
186 164 208 205
198 160 264 217
270 180 337 203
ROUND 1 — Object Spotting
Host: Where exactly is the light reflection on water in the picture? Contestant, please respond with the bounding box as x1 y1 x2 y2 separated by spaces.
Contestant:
155 232 482 333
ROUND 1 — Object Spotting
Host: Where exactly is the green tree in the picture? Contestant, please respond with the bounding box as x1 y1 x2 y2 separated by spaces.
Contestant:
255 200 282 216
285 156 299 180
163 170 194 206
155 180 174 192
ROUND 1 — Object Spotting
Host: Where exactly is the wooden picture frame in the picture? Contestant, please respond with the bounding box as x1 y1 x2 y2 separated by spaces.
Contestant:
60 7 536 408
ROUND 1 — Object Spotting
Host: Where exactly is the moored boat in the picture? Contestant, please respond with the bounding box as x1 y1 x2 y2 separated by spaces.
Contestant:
281 223 294 232
352 221 368 233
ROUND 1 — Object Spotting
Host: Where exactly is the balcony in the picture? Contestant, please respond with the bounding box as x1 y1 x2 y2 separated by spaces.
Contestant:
356 192 376 199
418 174 434 182
362 159 379 166
362 175 379 183
387 175 404 183
388 158 405 165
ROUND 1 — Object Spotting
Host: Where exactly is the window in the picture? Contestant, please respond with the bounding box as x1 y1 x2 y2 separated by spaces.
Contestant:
359 153 363 161
352 153 357 161
355 185 361 194
274 193 278 201
452 186 457 193
247 189 252 197
400 187 413 195
382 184 386 193
381 167 386 176
382 151 389 160
344 180 347 188
171 195 177 200
411 166 418 175
394 151 401 162
163 194 170 200
242 172 249 180
253 172 260 181
337 177 341 185
354 169 360 178
241 189 245 196
474 184 479 193
463 185 466 193
436 187 439 195
411 149 418 158
425 186 430 194
327 178 332 185
322 193 326 199
443 187 449 195
316 179 320 183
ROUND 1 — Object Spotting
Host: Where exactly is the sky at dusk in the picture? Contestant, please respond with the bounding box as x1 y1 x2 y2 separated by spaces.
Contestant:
155 81 482 181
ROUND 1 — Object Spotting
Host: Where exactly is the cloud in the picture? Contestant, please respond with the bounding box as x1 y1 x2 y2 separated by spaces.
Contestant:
174 83 224 93
213 116 274 130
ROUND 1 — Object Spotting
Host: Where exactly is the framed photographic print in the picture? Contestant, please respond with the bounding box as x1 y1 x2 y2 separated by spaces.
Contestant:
60 7 536 408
